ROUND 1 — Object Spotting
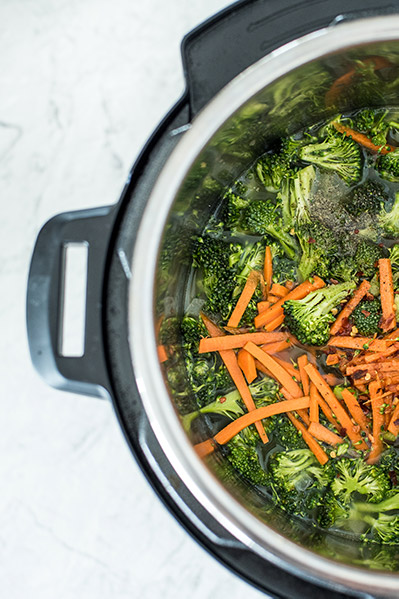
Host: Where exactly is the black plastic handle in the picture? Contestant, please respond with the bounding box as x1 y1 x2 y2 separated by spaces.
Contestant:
182 0 399 117
27 206 116 399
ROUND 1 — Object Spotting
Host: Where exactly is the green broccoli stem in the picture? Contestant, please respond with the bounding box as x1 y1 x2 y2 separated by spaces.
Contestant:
352 494 399 514
181 388 243 432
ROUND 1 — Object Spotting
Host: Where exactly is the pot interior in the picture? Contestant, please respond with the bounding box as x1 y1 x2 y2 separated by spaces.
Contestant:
152 33 399 577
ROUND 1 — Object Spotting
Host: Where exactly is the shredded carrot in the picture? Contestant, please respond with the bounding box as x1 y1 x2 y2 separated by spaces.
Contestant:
385 328 399 340
270 283 289 298
388 402 399 436
325 57 391 106
254 276 325 328
326 354 340 366
367 379 385 464
264 313 285 332
328 336 388 352
285 280 295 290
346 360 399 376
341 389 369 434
267 295 279 304
244 342 303 398
200 313 268 443
264 246 272 296
330 280 371 335
199 332 287 353
280 388 310 425
227 270 259 328
323 373 342 387
384 394 393 429
309 383 319 423
237 348 257 384
379 259 397 332
260 340 291 354
259 273 267 300
254 360 276 380
332 121 393 154
297 354 310 395
257 300 271 314
287 414 329 465
305 363 368 449
194 397 311 457
157 345 168 363
363 342 399 363
308 422 344 446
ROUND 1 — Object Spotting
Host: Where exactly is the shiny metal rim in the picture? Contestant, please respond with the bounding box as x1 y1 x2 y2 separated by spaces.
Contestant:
130 16 399 595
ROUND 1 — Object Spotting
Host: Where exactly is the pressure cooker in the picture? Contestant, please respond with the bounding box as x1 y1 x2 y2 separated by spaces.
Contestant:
27 1 399 597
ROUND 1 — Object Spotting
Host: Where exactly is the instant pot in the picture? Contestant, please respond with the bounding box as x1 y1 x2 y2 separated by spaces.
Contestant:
26 1 399 597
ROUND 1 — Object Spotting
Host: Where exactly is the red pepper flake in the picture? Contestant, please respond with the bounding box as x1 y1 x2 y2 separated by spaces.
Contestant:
330 278 339 285
394 418 399 427
354 228 359 234
379 243 384 248
219 396 226 404
361 310 371 317
352 370 367 380
390 470 398 486
308 237 316 244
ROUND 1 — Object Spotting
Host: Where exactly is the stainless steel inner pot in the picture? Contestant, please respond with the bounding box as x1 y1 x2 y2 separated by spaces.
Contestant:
130 16 399 597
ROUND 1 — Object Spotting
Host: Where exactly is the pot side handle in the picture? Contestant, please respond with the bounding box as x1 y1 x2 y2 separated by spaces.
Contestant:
181 0 399 118
26 206 116 399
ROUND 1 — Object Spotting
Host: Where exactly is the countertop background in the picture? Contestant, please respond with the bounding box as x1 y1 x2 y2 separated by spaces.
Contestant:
0 1 266 598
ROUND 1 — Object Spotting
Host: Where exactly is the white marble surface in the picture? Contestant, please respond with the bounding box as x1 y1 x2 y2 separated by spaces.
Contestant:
0 1 266 598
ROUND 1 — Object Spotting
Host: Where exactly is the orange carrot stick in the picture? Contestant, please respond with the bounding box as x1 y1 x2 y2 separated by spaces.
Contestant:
254 276 326 328
264 313 285 332
305 363 368 449
385 328 399 340
297 354 310 395
227 270 259 328
388 402 399 436
341 388 369 434
308 422 344 446
287 414 329 465
199 332 287 353
244 342 303 398
323 373 342 387
194 397 311 457
157 345 168 363
309 383 319 423
379 258 397 332
201 313 268 443
363 343 399 363
325 57 391 106
260 340 291 354
330 280 371 335
257 301 271 314
285 280 295 290
264 246 272 296
270 283 289 298
367 379 384 464
280 388 310 425
237 349 257 384
328 336 388 352
332 121 393 154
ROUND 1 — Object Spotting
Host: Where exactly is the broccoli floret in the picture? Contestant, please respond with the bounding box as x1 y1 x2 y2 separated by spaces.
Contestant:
270 449 332 492
265 413 307 450
389 245 399 290
296 222 336 281
351 299 382 336
242 198 298 259
222 186 250 230
332 458 391 504
377 150 399 182
346 492 399 544
298 134 363 185
343 181 388 217
329 255 359 283
230 240 265 292
378 192 399 237
184 354 232 409
180 316 207 355
316 490 349 528
256 150 295 191
226 427 270 486
354 239 387 278
273 256 298 285
281 165 316 230
269 449 334 518
352 108 389 146
284 281 356 346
